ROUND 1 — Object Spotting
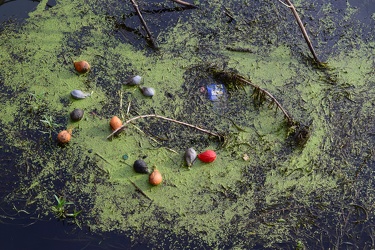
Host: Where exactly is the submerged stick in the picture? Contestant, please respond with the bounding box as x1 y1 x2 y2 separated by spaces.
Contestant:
279 0 321 64
107 114 220 139
170 0 197 8
130 0 157 49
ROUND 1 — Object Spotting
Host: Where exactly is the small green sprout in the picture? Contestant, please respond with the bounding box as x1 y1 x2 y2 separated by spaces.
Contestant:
52 195 81 221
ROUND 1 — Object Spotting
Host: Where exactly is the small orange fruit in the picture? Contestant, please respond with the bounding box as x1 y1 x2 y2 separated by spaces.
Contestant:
149 168 162 186
110 116 122 131
74 60 90 73
57 129 72 144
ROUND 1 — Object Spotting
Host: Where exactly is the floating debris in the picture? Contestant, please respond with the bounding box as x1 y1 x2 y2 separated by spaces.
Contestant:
124 75 142 85
206 84 226 101
133 159 149 174
74 60 90 73
185 147 197 168
141 87 155 97
198 150 217 163
70 108 84 122
149 168 162 186
70 90 91 99
57 129 72 144
109 116 122 131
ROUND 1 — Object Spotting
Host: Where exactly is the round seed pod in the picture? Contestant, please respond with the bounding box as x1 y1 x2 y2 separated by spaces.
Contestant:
141 87 155 97
149 168 162 186
133 159 149 174
74 60 90 73
57 129 72 144
110 116 122 131
125 75 142 85
70 89 91 99
197 150 217 163
70 108 84 122
185 147 197 168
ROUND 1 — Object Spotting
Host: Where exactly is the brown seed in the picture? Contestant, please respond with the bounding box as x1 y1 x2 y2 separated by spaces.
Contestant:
149 169 162 186
109 116 122 131
74 60 90 73
57 130 72 144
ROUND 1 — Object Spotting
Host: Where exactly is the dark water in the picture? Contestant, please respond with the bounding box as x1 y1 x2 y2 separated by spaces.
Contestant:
0 0 37 23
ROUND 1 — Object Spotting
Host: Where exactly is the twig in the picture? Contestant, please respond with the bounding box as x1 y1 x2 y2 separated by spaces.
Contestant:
235 75 293 124
279 0 321 64
208 66 295 125
129 0 157 49
128 179 153 201
170 0 197 8
94 152 113 166
107 114 220 139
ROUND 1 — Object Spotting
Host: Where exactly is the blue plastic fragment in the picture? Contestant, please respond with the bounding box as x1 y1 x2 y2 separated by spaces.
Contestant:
206 84 226 101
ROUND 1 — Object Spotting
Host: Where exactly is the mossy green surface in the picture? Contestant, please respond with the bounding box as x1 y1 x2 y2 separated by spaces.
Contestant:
1 0 375 248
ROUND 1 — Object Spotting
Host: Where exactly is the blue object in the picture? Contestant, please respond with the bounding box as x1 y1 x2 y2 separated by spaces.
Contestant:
206 84 226 101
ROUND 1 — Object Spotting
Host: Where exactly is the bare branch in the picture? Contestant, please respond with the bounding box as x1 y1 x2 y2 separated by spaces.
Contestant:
170 0 197 8
107 114 220 139
279 0 321 64
130 0 157 49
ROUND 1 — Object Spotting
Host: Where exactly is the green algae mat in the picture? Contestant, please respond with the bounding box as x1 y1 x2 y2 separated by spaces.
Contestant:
1 0 375 248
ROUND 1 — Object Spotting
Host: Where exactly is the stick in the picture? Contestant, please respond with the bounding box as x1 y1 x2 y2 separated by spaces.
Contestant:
280 0 321 64
107 114 220 139
170 0 197 8
130 0 157 49
234 75 294 124
128 179 153 201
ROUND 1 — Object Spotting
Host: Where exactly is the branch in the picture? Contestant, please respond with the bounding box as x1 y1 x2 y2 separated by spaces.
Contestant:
130 0 157 49
107 114 221 139
235 75 293 124
170 0 197 8
280 0 321 64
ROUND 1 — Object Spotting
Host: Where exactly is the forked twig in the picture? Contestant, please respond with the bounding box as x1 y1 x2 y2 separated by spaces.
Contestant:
130 0 157 49
278 0 321 64
107 114 220 139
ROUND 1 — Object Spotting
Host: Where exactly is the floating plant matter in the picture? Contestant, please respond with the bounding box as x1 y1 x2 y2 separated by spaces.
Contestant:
57 129 72 144
140 87 155 97
149 168 162 186
185 147 197 167
70 90 91 99
124 75 142 85
74 60 90 73
198 150 216 163
133 159 149 174
109 116 122 131
70 108 84 122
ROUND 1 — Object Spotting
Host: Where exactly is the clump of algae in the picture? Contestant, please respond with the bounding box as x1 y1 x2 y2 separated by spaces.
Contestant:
1 0 375 248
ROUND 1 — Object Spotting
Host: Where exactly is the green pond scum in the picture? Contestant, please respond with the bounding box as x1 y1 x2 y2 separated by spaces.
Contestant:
0 0 374 248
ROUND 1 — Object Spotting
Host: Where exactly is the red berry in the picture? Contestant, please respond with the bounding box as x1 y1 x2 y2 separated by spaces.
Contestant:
198 150 216 163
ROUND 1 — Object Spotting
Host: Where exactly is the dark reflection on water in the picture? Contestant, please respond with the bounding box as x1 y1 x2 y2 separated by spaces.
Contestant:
0 0 56 23
0 218 151 250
